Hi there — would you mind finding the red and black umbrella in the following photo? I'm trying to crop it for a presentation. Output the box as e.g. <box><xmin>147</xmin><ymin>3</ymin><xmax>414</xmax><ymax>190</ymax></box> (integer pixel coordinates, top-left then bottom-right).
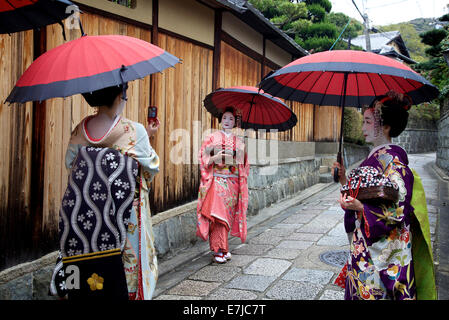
<box><xmin>0</xmin><ymin>0</ymin><xmax>76</xmax><ymax>34</ymax></box>
<box><xmin>6</xmin><ymin>34</ymin><xmax>180</xmax><ymax>103</ymax></box>
<box><xmin>203</xmin><ymin>86</ymin><xmax>297</xmax><ymax>132</ymax></box>
<box><xmin>259</xmin><ymin>50</ymin><xmax>439</xmax><ymax>181</ymax></box>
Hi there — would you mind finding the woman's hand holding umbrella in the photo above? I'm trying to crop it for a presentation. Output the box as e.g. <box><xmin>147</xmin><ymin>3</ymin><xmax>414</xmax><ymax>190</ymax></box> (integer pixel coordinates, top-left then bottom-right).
<box><xmin>331</xmin><ymin>161</ymin><xmax>347</xmax><ymax>185</ymax></box>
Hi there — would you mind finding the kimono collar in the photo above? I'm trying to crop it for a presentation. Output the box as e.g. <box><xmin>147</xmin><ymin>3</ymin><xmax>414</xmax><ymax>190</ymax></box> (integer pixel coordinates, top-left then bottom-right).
<box><xmin>82</xmin><ymin>115</ymin><xmax>122</xmax><ymax>144</ymax></box>
<box><xmin>368</xmin><ymin>143</ymin><xmax>406</xmax><ymax>159</ymax></box>
<box><xmin>221</xmin><ymin>129</ymin><xmax>233</xmax><ymax>137</ymax></box>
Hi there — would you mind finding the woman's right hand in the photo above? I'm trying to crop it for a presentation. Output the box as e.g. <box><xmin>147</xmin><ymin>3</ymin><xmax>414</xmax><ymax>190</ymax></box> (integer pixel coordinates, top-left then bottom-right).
<box><xmin>211</xmin><ymin>150</ymin><xmax>233</xmax><ymax>165</ymax></box>
<box><xmin>146</xmin><ymin>117</ymin><xmax>160</xmax><ymax>138</ymax></box>
<box><xmin>331</xmin><ymin>161</ymin><xmax>347</xmax><ymax>185</ymax></box>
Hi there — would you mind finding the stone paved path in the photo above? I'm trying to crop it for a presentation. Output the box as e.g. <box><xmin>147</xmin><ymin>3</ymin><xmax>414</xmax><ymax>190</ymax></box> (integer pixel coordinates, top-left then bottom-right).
<box><xmin>153</xmin><ymin>153</ymin><xmax>440</xmax><ymax>300</ymax></box>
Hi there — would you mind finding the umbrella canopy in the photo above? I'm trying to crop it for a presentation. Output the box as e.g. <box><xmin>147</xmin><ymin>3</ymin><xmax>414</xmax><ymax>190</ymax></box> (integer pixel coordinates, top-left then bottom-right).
<box><xmin>6</xmin><ymin>34</ymin><xmax>180</xmax><ymax>103</ymax></box>
<box><xmin>0</xmin><ymin>0</ymin><xmax>75</xmax><ymax>34</ymax></box>
<box><xmin>260</xmin><ymin>50</ymin><xmax>439</xmax><ymax>107</ymax></box>
<box><xmin>203</xmin><ymin>86</ymin><xmax>297</xmax><ymax>132</ymax></box>
<box><xmin>259</xmin><ymin>50</ymin><xmax>439</xmax><ymax>182</ymax></box>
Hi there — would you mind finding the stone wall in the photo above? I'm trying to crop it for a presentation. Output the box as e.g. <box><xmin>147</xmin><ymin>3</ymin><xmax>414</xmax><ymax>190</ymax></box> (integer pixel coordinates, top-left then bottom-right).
<box><xmin>392</xmin><ymin>119</ymin><xmax>438</xmax><ymax>154</ymax></box>
<box><xmin>437</xmin><ymin>111</ymin><xmax>449</xmax><ymax>172</ymax></box>
<box><xmin>343</xmin><ymin>142</ymin><xmax>370</xmax><ymax>169</ymax></box>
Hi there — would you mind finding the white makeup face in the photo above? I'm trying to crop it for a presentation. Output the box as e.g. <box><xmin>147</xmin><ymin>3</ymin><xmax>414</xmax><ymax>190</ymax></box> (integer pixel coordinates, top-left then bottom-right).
<box><xmin>221</xmin><ymin>111</ymin><xmax>235</xmax><ymax>130</ymax></box>
<box><xmin>362</xmin><ymin>108</ymin><xmax>378</xmax><ymax>143</ymax></box>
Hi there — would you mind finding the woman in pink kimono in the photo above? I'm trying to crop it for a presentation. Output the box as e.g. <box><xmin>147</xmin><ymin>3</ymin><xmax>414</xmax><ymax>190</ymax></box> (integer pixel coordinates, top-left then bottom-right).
<box><xmin>197</xmin><ymin>107</ymin><xmax>249</xmax><ymax>263</ymax></box>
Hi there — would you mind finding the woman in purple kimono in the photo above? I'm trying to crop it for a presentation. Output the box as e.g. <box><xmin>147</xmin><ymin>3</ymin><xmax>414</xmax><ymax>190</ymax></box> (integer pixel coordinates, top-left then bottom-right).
<box><xmin>332</xmin><ymin>91</ymin><xmax>436</xmax><ymax>300</ymax></box>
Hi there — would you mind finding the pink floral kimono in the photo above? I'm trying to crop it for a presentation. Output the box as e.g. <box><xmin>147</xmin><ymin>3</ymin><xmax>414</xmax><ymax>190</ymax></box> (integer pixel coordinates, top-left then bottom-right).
<box><xmin>196</xmin><ymin>130</ymin><xmax>249</xmax><ymax>252</ymax></box>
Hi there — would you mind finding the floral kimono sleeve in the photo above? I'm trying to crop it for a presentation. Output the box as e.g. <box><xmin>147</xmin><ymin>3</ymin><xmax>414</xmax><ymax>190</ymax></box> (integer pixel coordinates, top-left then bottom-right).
<box><xmin>359</xmin><ymin>160</ymin><xmax>414</xmax><ymax>245</ymax></box>
<box><xmin>133</xmin><ymin>123</ymin><xmax>160</xmax><ymax>187</ymax></box>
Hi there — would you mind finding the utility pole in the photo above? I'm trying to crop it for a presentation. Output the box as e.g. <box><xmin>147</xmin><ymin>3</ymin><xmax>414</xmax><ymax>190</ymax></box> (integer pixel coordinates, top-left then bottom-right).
<box><xmin>352</xmin><ymin>0</ymin><xmax>371</xmax><ymax>52</ymax></box>
<box><xmin>363</xmin><ymin>13</ymin><xmax>371</xmax><ymax>51</ymax></box>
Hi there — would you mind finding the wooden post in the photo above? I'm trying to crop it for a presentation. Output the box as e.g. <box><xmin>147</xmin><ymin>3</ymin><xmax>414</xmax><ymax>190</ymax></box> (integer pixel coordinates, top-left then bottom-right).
<box><xmin>211</xmin><ymin>9</ymin><xmax>222</xmax><ymax>129</ymax></box>
<box><xmin>30</xmin><ymin>27</ymin><xmax>47</xmax><ymax>250</ymax></box>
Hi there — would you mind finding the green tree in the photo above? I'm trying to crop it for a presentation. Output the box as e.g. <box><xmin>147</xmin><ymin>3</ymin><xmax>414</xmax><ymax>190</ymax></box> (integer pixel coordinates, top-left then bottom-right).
<box><xmin>249</xmin><ymin>0</ymin><xmax>361</xmax><ymax>52</ymax></box>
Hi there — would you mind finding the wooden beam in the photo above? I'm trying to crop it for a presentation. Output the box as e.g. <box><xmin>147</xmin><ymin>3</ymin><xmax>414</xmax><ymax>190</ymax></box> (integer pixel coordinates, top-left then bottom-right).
<box><xmin>212</xmin><ymin>9</ymin><xmax>222</xmax><ymax>91</ymax></box>
<box><xmin>30</xmin><ymin>27</ymin><xmax>47</xmax><ymax>250</ymax></box>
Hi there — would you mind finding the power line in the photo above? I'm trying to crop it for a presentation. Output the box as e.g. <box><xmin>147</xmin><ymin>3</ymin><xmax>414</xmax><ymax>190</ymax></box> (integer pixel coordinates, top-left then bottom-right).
<box><xmin>366</xmin><ymin>0</ymin><xmax>410</xmax><ymax>10</ymax></box>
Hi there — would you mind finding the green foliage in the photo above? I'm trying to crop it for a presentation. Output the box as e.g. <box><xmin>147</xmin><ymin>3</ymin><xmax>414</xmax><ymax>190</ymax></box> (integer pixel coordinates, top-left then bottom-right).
<box><xmin>305</xmin><ymin>22</ymin><xmax>337</xmax><ymax>38</ymax></box>
<box><xmin>307</xmin><ymin>3</ymin><xmax>326</xmax><ymax>22</ymax></box>
<box><xmin>327</xmin><ymin>12</ymin><xmax>363</xmax><ymax>40</ymax></box>
<box><xmin>409</xmin><ymin>102</ymin><xmax>440</xmax><ymax>122</ymax></box>
<box><xmin>343</xmin><ymin>108</ymin><xmax>365</xmax><ymax>145</ymax></box>
<box><xmin>305</xmin><ymin>0</ymin><xmax>332</xmax><ymax>13</ymax></box>
<box><xmin>249</xmin><ymin>0</ymin><xmax>361</xmax><ymax>53</ymax></box>
<box><xmin>420</xmin><ymin>29</ymin><xmax>447</xmax><ymax>47</ymax></box>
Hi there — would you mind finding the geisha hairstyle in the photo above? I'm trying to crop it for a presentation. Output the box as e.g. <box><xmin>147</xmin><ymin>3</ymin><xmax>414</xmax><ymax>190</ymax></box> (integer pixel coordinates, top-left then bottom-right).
<box><xmin>367</xmin><ymin>90</ymin><xmax>411</xmax><ymax>138</ymax></box>
<box><xmin>82</xmin><ymin>82</ymin><xmax>129</xmax><ymax>108</ymax></box>
<box><xmin>218</xmin><ymin>106</ymin><xmax>239</xmax><ymax>127</ymax></box>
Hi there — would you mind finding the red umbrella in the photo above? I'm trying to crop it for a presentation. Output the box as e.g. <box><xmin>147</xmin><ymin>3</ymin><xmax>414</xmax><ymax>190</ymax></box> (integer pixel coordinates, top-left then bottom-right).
<box><xmin>0</xmin><ymin>0</ymin><xmax>76</xmax><ymax>34</ymax></box>
<box><xmin>259</xmin><ymin>50</ymin><xmax>439</xmax><ymax>181</ymax></box>
<box><xmin>6</xmin><ymin>34</ymin><xmax>180</xmax><ymax>103</ymax></box>
<box><xmin>203</xmin><ymin>86</ymin><xmax>297</xmax><ymax>132</ymax></box>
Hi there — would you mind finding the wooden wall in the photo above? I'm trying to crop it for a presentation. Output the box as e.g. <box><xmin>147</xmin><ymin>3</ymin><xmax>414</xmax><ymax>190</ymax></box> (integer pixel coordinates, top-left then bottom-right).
<box><xmin>0</xmin><ymin>31</ymin><xmax>34</xmax><ymax>270</ymax></box>
<box><xmin>150</xmin><ymin>32</ymin><xmax>213</xmax><ymax>213</ymax></box>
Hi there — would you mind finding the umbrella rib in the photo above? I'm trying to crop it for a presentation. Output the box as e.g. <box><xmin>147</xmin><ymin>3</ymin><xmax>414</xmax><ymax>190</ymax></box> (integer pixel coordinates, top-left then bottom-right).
<box><xmin>285</xmin><ymin>71</ymin><xmax>314</xmax><ymax>103</ymax></box>
<box><xmin>356</xmin><ymin>73</ymin><xmax>360</xmax><ymax>108</ymax></box>
<box><xmin>318</xmin><ymin>72</ymin><xmax>335</xmax><ymax>106</ymax></box>
<box><xmin>294</xmin><ymin>71</ymin><xmax>323</xmax><ymax>103</ymax></box>
<box><xmin>378</xmin><ymin>74</ymin><xmax>395</xmax><ymax>96</ymax></box>
<box><xmin>389</xmin><ymin>75</ymin><xmax>408</xmax><ymax>94</ymax></box>
<box><xmin>366</xmin><ymin>73</ymin><xmax>379</xmax><ymax>102</ymax></box>
<box><xmin>405</xmin><ymin>77</ymin><xmax>419</xmax><ymax>90</ymax></box>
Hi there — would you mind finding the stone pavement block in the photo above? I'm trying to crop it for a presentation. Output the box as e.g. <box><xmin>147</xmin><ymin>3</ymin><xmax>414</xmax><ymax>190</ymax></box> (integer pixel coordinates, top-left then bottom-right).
<box><xmin>189</xmin><ymin>266</ymin><xmax>241</xmax><ymax>282</ymax></box>
<box><xmin>207</xmin><ymin>288</ymin><xmax>258</xmax><ymax>300</ymax></box>
<box><xmin>232</xmin><ymin>244</ymin><xmax>273</xmax><ymax>255</ymax></box>
<box><xmin>281</xmin><ymin>213</ymin><xmax>317</xmax><ymax>224</ymax></box>
<box><xmin>224</xmin><ymin>255</ymin><xmax>258</xmax><ymax>267</ymax></box>
<box><xmin>248</xmin><ymin>233</ymin><xmax>284</xmax><ymax>245</ymax></box>
<box><xmin>265</xmin><ymin>280</ymin><xmax>323</xmax><ymax>300</ymax></box>
<box><xmin>167</xmin><ymin>280</ymin><xmax>221</xmax><ymax>297</ymax></box>
<box><xmin>286</xmin><ymin>232</ymin><xmax>323</xmax><ymax>242</ymax></box>
<box><xmin>244</xmin><ymin>258</ymin><xmax>292</xmax><ymax>277</ymax></box>
<box><xmin>264</xmin><ymin>248</ymin><xmax>302</xmax><ymax>260</ymax></box>
<box><xmin>319</xmin><ymin>289</ymin><xmax>345</xmax><ymax>300</ymax></box>
<box><xmin>282</xmin><ymin>267</ymin><xmax>334</xmax><ymax>284</ymax></box>
<box><xmin>297</xmin><ymin>220</ymin><xmax>338</xmax><ymax>233</ymax></box>
<box><xmin>271</xmin><ymin>223</ymin><xmax>303</xmax><ymax>229</ymax></box>
<box><xmin>225</xmin><ymin>274</ymin><xmax>277</xmax><ymax>292</ymax></box>
<box><xmin>317</xmin><ymin>235</ymin><xmax>349</xmax><ymax>247</ymax></box>
<box><xmin>276</xmin><ymin>240</ymin><xmax>313</xmax><ymax>250</ymax></box>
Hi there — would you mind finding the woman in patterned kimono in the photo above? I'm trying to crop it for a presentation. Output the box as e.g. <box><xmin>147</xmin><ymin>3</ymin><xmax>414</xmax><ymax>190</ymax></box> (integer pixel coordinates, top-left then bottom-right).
<box><xmin>332</xmin><ymin>91</ymin><xmax>436</xmax><ymax>300</ymax></box>
<box><xmin>197</xmin><ymin>107</ymin><xmax>249</xmax><ymax>264</ymax></box>
<box><xmin>58</xmin><ymin>84</ymin><xmax>160</xmax><ymax>300</ymax></box>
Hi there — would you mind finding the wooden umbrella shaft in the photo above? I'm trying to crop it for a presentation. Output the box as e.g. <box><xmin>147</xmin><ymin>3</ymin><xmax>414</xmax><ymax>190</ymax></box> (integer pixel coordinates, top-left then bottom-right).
<box><xmin>334</xmin><ymin>72</ymin><xmax>348</xmax><ymax>183</ymax></box>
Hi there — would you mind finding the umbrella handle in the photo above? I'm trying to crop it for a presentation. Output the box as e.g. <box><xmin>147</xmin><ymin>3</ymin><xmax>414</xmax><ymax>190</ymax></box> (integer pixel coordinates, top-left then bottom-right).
<box><xmin>333</xmin><ymin>151</ymin><xmax>342</xmax><ymax>183</ymax></box>
<box><xmin>333</xmin><ymin>167</ymin><xmax>340</xmax><ymax>183</ymax></box>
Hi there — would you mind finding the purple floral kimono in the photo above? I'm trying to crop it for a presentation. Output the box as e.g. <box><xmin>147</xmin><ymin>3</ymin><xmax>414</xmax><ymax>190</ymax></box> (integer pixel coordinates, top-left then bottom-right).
<box><xmin>343</xmin><ymin>144</ymin><xmax>417</xmax><ymax>300</ymax></box>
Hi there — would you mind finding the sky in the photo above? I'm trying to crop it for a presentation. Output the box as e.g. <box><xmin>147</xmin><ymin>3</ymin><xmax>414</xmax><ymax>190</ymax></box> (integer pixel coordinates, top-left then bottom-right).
<box><xmin>330</xmin><ymin>0</ymin><xmax>449</xmax><ymax>26</ymax></box>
